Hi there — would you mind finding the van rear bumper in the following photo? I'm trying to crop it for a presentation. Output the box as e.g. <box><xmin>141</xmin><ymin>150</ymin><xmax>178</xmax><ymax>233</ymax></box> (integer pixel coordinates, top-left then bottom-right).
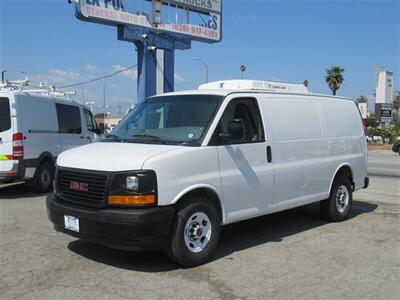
<box><xmin>46</xmin><ymin>194</ymin><xmax>175</xmax><ymax>251</ymax></box>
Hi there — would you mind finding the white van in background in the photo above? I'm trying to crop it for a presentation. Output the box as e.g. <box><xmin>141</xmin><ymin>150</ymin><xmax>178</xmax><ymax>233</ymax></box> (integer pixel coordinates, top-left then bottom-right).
<box><xmin>0</xmin><ymin>85</ymin><xmax>102</xmax><ymax>192</ymax></box>
<box><xmin>47</xmin><ymin>80</ymin><xmax>369</xmax><ymax>267</ymax></box>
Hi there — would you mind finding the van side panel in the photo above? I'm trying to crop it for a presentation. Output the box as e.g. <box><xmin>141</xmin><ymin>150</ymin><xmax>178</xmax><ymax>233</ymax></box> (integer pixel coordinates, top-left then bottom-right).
<box><xmin>261</xmin><ymin>96</ymin><xmax>331</xmax><ymax>207</ymax></box>
<box><xmin>15</xmin><ymin>94</ymin><xmax>60</xmax><ymax>177</ymax></box>
<box><xmin>319</xmin><ymin>100</ymin><xmax>367</xmax><ymax>190</ymax></box>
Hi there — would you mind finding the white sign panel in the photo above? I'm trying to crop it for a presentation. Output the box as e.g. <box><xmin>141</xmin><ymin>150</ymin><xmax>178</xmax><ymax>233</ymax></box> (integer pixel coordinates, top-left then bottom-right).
<box><xmin>157</xmin><ymin>0</ymin><xmax>222</xmax><ymax>14</ymax></box>
<box><xmin>78</xmin><ymin>0</ymin><xmax>221</xmax><ymax>42</ymax></box>
<box><xmin>357</xmin><ymin>103</ymin><xmax>367</xmax><ymax>119</ymax></box>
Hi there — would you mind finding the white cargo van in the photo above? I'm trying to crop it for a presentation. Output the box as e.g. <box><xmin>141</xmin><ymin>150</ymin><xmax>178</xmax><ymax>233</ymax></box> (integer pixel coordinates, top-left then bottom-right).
<box><xmin>47</xmin><ymin>80</ymin><xmax>369</xmax><ymax>267</ymax></box>
<box><xmin>0</xmin><ymin>85</ymin><xmax>102</xmax><ymax>192</ymax></box>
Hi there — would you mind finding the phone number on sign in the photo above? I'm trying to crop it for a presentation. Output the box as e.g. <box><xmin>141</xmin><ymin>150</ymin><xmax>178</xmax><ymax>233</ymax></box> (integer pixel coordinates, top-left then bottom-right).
<box><xmin>169</xmin><ymin>24</ymin><xmax>219</xmax><ymax>39</ymax></box>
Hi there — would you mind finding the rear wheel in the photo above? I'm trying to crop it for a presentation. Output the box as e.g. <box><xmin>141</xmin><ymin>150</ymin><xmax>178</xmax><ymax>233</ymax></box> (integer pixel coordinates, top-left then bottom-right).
<box><xmin>165</xmin><ymin>197</ymin><xmax>220</xmax><ymax>267</ymax></box>
<box><xmin>320</xmin><ymin>175</ymin><xmax>352</xmax><ymax>221</ymax></box>
<box><xmin>34</xmin><ymin>161</ymin><xmax>54</xmax><ymax>193</ymax></box>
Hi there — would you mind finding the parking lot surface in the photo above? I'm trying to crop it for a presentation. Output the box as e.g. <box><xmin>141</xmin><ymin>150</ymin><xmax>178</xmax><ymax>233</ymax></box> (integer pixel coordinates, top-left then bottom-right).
<box><xmin>1</xmin><ymin>150</ymin><xmax>399</xmax><ymax>299</ymax></box>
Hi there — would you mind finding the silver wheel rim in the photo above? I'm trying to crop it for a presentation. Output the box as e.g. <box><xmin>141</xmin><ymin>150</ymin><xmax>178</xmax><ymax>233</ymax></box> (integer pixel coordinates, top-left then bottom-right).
<box><xmin>41</xmin><ymin>169</ymin><xmax>51</xmax><ymax>187</ymax></box>
<box><xmin>184</xmin><ymin>212</ymin><xmax>212</xmax><ymax>253</ymax></box>
<box><xmin>336</xmin><ymin>185</ymin><xmax>349</xmax><ymax>213</ymax></box>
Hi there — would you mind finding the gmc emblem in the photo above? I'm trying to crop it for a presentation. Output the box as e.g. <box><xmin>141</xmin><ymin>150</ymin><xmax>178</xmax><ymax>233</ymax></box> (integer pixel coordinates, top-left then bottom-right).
<box><xmin>70</xmin><ymin>181</ymin><xmax>89</xmax><ymax>192</ymax></box>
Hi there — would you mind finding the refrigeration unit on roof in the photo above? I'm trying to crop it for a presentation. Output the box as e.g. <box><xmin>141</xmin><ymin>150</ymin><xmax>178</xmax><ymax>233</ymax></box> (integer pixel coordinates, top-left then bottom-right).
<box><xmin>198</xmin><ymin>80</ymin><xmax>310</xmax><ymax>94</ymax></box>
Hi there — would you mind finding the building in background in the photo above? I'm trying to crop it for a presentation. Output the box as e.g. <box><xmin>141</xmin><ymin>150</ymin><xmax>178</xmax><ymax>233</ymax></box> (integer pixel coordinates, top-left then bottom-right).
<box><xmin>376</xmin><ymin>71</ymin><xmax>393</xmax><ymax>104</ymax></box>
<box><xmin>375</xmin><ymin>71</ymin><xmax>394</xmax><ymax>126</ymax></box>
<box><xmin>95</xmin><ymin>114</ymin><xmax>123</xmax><ymax>132</ymax></box>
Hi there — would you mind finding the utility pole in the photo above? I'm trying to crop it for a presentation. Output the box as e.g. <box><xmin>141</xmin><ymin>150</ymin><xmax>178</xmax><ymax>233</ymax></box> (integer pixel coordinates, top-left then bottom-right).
<box><xmin>193</xmin><ymin>58</ymin><xmax>209</xmax><ymax>83</ymax></box>
<box><xmin>81</xmin><ymin>85</ymin><xmax>85</xmax><ymax>104</ymax></box>
<box><xmin>103</xmin><ymin>84</ymin><xmax>106</xmax><ymax>127</ymax></box>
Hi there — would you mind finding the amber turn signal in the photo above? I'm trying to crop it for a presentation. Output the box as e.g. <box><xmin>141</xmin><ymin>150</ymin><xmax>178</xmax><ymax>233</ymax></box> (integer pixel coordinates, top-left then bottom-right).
<box><xmin>108</xmin><ymin>195</ymin><xmax>156</xmax><ymax>205</ymax></box>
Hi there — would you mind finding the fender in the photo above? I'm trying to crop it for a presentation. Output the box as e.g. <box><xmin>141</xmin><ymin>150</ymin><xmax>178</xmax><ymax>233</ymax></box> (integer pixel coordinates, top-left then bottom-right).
<box><xmin>24</xmin><ymin>152</ymin><xmax>56</xmax><ymax>169</ymax></box>
<box><xmin>328</xmin><ymin>163</ymin><xmax>354</xmax><ymax>193</ymax></box>
<box><xmin>171</xmin><ymin>183</ymin><xmax>225</xmax><ymax>222</ymax></box>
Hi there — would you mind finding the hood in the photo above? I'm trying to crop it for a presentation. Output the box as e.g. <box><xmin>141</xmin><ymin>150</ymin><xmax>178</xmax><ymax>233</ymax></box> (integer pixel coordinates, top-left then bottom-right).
<box><xmin>57</xmin><ymin>142</ymin><xmax>181</xmax><ymax>172</ymax></box>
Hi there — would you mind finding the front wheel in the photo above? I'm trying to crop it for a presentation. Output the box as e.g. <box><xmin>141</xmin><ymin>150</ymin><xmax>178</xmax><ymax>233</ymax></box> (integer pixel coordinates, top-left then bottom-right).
<box><xmin>320</xmin><ymin>175</ymin><xmax>353</xmax><ymax>222</ymax></box>
<box><xmin>165</xmin><ymin>197</ymin><xmax>220</xmax><ymax>267</ymax></box>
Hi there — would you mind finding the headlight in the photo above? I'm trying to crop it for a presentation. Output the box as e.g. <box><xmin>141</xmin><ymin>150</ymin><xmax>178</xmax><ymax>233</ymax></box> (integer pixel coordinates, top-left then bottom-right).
<box><xmin>126</xmin><ymin>176</ymin><xmax>139</xmax><ymax>191</ymax></box>
<box><xmin>108</xmin><ymin>171</ymin><xmax>157</xmax><ymax>206</ymax></box>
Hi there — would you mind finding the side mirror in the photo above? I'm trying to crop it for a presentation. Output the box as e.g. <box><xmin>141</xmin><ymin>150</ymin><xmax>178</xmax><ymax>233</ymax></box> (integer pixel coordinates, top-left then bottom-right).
<box><xmin>219</xmin><ymin>119</ymin><xmax>245</xmax><ymax>142</ymax></box>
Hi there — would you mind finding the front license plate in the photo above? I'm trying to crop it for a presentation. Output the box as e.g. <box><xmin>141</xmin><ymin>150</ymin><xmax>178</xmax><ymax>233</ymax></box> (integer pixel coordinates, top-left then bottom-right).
<box><xmin>64</xmin><ymin>215</ymin><xmax>79</xmax><ymax>232</ymax></box>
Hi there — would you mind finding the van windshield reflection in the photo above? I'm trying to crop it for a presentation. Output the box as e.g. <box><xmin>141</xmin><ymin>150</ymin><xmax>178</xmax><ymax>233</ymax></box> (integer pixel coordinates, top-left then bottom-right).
<box><xmin>109</xmin><ymin>95</ymin><xmax>223</xmax><ymax>146</ymax></box>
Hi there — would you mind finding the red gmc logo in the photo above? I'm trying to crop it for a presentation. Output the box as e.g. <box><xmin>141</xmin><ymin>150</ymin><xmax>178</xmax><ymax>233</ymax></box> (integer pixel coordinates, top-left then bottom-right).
<box><xmin>70</xmin><ymin>181</ymin><xmax>89</xmax><ymax>192</ymax></box>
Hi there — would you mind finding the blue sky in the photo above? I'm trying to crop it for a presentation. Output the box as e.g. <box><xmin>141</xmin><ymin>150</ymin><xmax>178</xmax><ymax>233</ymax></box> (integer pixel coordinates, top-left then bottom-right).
<box><xmin>1</xmin><ymin>0</ymin><xmax>399</xmax><ymax>114</ymax></box>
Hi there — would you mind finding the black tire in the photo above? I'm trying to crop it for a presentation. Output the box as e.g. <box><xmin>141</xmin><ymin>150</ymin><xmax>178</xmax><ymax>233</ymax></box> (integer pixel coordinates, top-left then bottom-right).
<box><xmin>34</xmin><ymin>161</ymin><xmax>54</xmax><ymax>193</ymax></box>
<box><xmin>320</xmin><ymin>175</ymin><xmax>353</xmax><ymax>222</ymax></box>
<box><xmin>165</xmin><ymin>196</ymin><xmax>221</xmax><ymax>267</ymax></box>
<box><xmin>397</xmin><ymin>147</ymin><xmax>400</xmax><ymax>156</ymax></box>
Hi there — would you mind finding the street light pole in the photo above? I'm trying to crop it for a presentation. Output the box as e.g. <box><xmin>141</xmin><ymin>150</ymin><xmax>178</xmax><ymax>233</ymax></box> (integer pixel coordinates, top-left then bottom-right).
<box><xmin>192</xmin><ymin>58</ymin><xmax>209</xmax><ymax>83</ymax></box>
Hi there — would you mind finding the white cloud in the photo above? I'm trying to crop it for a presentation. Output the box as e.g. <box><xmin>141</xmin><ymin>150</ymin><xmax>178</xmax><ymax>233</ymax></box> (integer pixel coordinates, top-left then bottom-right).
<box><xmin>174</xmin><ymin>72</ymin><xmax>184</xmax><ymax>82</ymax></box>
<box><xmin>113</xmin><ymin>65</ymin><xmax>137</xmax><ymax>80</ymax></box>
<box><xmin>30</xmin><ymin>69</ymin><xmax>84</xmax><ymax>85</ymax></box>
<box><xmin>270</xmin><ymin>76</ymin><xmax>282</xmax><ymax>82</ymax></box>
<box><xmin>85</xmin><ymin>65</ymin><xmax>98</xmax><ymax>72</ymax></box>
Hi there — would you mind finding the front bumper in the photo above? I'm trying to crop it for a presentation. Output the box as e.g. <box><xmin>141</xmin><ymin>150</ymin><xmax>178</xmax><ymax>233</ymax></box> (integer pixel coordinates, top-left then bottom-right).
<box><xmin>46</xmin><ymin>193</ymin><xmax>175</xmax><ymax>251</ymax></box>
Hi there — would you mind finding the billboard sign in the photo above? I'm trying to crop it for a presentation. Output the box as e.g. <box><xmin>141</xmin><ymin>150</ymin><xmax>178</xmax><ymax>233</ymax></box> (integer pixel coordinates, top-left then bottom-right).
<box><xmin>380</xmin><ymin>103</ymin><xmax>392</xmax><ymax>123</ymax></box>
<box><xmin>76</xmin><ymin>0</ymin><xmax>221</xmax><ymax>42</ymax></box>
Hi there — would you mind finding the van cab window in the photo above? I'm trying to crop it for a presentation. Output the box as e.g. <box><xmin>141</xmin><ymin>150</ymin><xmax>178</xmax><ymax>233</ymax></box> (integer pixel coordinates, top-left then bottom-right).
<box><xmin>111</xmin><ymin>95</ymin><xmax>223</xmax><ymax>145</ymax></box>
<box><xmin>213</xmin><ymin>98</ymin><xmax>264</xmax><ymax>145</ymax></box>
<box><xmin>0</xmin><ymin>97</ymin><xmax>11</xmax><ymax>133</ymax></box>
<box><xmin>83</xmin><ymin>108</ymin><xmax>99</xmax><ymax>132</ymax></box>
<box><xmin>56</xmin><ymin>103</ymin><xmax>82</xmax><ymax>134</ymax></box>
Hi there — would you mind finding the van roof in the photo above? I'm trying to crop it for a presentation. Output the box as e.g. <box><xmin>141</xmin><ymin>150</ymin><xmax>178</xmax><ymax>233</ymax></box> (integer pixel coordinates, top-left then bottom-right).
<box><xmin>155</xmin><ymin>89</ymin><xmax>352</xmax><ymax>101</ymax></box>
<box><xmin>155</xmin><ymin>80</ymin><xmax>352</xmax><ymax>101</ymax></box>
<box><xmin>0</xmin><ymin>89</ymin><xmax>88</xmax><ymax>108</ymax></box>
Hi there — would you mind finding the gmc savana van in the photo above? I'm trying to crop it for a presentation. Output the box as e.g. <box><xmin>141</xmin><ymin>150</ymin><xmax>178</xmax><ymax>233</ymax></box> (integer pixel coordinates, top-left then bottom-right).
<box><xmin>47</xmin><ymin>80</ymin><xmax>369</xmax><ymax>267</ymax></box>
<box><xmin>0</xmin><ymin>85</ymin><xmax>102</xmax><ymax>192</ymax></box>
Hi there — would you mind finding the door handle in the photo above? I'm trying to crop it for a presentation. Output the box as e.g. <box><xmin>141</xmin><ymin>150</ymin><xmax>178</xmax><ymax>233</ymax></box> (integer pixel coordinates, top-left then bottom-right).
<box><xmin>80</xmin><ymin>136</ymin><xmax>84</xmax><ymax>139</ymax></box>
<box><xmin>266</xmin><ymin>146</ymin><xmax>272</xmax><ymax>163</ymax></box>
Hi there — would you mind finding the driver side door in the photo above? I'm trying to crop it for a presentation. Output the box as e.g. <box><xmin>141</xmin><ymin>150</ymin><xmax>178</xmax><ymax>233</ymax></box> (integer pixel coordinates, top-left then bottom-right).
<box><xmin>211</xmin><ymin>97</ymin><xmax>274</xmax><ymax>224</ymax></box>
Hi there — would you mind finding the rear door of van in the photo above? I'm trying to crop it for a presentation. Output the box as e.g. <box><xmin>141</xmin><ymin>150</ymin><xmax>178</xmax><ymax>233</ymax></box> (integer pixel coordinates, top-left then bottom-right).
<box><xmin>0</xmin><ymin>95</ymin><xmax>15</xmax><ymax>174</ymax></box>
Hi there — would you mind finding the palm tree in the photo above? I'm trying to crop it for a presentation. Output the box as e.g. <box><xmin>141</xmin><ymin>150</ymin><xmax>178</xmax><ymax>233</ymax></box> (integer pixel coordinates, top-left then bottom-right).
<box><xmin>393</xmin><ymin>90</ymin><xmax>400</xmax><ymax>112</ymax></box>
<box><xmin>356</xmin><ymin>95</ymin><xmax>368</xmax><ymax>103</ymax></box>
<box><xmin>303</xmin><ymin>80</ymin><xmax>309</xmax><ymax>87</ymax></box>
<box><xmin>325</xmin><ymin>66</ymin><xmax>345</xmax><ymax>95</ymax></box>
<box><xmin>240</xmin><ymin>65</ymin><xmax>246</xmax><ymax>79</ymax></box>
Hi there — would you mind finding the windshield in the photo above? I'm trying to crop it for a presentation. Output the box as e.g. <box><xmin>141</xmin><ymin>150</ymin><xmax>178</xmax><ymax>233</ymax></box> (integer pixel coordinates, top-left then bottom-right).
<box><xmin>0</xmin><ymin>98</ymin><xmax>11</xmax><ymax>133</ymax></box>
<box><xmin>111</xmin><ymin>95</ymin><xmax>223</xmax><ymax>145</ymax></box>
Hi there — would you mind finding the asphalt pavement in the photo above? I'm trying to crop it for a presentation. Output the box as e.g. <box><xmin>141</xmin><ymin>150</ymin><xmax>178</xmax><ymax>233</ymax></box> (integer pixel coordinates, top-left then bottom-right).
<box><xmin>0</xmin><ymin>150</ymin><xmax>399</xmax><ymax>299</ymax></box>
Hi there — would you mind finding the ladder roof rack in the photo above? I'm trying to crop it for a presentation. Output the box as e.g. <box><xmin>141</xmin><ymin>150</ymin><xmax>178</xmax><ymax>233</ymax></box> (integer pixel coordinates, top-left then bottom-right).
<box><xmin>198</xmin><ymin>80</ymin><xmax>310</xmax><ymax>94</ymax></box>
<box><xmin>1</xmin><ymin>79</ymin><xmax>76</xmax><ymax>99</ymax></box>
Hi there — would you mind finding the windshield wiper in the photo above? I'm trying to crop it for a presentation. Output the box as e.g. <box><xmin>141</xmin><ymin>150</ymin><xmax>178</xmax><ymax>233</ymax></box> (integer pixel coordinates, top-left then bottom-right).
<box><xmin>131</xmin><ymin>134</ymin><xmax>162</xmax><ymax>140</ymax></box>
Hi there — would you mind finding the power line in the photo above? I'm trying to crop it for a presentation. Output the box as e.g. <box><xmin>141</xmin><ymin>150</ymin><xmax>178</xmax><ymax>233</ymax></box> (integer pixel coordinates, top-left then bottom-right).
<box><xmin>59</xmin><ymin>64</ymin><xmax>138</xmax><ymax>89</ymax></box>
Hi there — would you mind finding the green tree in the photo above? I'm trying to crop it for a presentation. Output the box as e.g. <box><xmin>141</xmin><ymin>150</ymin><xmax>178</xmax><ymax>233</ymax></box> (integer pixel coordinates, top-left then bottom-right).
<box><xmin>393</xmin><ymin>90</ymin><xmax>400</xmax><ymax>112</ymax></box>
<box><xmin>356</xmin><ymin>95</ymin><xmax>368</xmax><ymax>103</ymax></box>
<box><xmin>303</xmin><ymin>80</ymin><xmax>309</xmax><ymax>87</ymax></box>
<box><xmin>325</xmin><ymin>66</ymin><xmax>345</xmax><ymax>96</ymax></box>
